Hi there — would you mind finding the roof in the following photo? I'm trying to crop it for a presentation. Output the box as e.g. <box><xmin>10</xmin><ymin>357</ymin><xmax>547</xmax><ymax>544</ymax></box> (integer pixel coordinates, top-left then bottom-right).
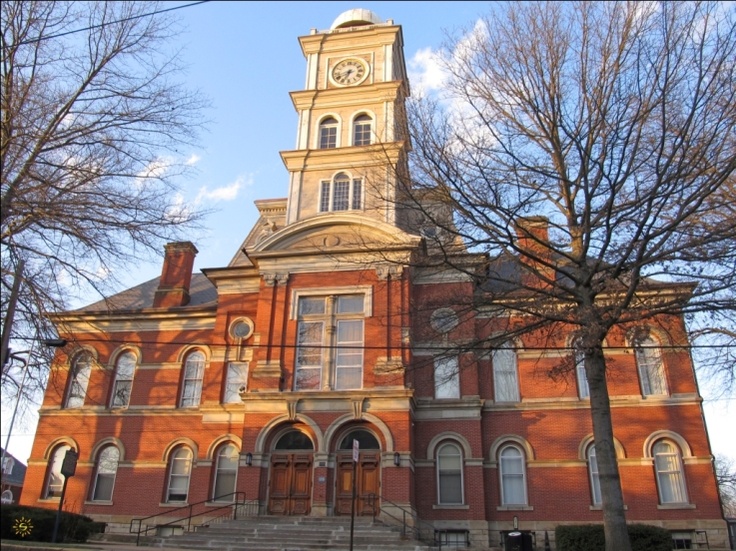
<box><xmin>72</xmin><ymin>273</ymin><xmax>217</xmax><ymax>313</ymax></box>
<box><xmin>1</xmin><ymin>448</ymin><xmax>27</xmax><ymax>486</ymax></box>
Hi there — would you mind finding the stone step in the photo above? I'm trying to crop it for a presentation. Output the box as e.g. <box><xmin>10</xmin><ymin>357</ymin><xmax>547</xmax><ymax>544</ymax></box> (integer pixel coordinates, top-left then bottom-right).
<box><xmin>153</xmin><ymin>515</ymin><xmax>434</xmax><ymax>551</ymax></box>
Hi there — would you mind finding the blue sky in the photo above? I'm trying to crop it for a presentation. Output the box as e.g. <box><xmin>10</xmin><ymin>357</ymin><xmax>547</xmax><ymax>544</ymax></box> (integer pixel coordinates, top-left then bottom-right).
<box><xmin>3</xmin><ymin>1</ymin><xmax>733</xmax><ymax>470</ymax></box>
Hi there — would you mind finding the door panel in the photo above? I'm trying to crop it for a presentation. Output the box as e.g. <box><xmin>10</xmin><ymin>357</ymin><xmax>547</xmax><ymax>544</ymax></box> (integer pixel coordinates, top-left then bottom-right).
<box><xmin>268</xmin><ymin>453</ymin><xmax>312</xmax><ymax>515</ymax></box>
<box><xmin>335</xmin><ymin>452</ymin><xmax>380</xmax><ymax>516</ymax></box>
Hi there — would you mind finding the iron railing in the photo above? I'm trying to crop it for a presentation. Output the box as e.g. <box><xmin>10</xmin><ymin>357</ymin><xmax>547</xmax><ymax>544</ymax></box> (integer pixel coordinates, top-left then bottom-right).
<box><xmin>362</xmin><ymin>493</ymin><xmax>442</xmax><ymax>549</ymax></box>
<box><xmin>129</xmin><ymin>492</ymin><xmax>258</xmax><ymax>545</ymax></box>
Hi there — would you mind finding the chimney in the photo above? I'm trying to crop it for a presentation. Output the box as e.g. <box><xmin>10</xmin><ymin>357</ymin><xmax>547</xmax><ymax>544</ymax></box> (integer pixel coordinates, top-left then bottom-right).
<box><xmin>514</xmin><ymin>216</ymin><xmax>554</xmax><ymax>288</ymax></box>
<box><xmin>153</xmin><ymin>242</ymin><xmax>198</xmax><ymax>308</ymax></box>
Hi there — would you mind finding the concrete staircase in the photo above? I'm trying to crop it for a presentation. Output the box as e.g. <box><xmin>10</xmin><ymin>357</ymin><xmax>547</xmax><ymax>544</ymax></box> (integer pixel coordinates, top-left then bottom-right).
<box><xmin>151</xmin><ymin>515</ymin><xmax>435</xmax><ymax>551</ymax></box>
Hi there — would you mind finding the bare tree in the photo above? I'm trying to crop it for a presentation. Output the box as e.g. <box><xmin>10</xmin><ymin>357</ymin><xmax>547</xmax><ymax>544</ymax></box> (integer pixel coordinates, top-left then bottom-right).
<box><xmin>1</xmin><ymin>2</ymin><xmax>209</xmax><ymax>396</ymax></box>
<box><xmin>401</xmin><ymin>2</ymin><xmax>735</xmax><ymax>550</ymax></box>
<box><xmin>716</xmin><ymin>455</ymin><xmax>736</xmax><ymax>518</ymax></box>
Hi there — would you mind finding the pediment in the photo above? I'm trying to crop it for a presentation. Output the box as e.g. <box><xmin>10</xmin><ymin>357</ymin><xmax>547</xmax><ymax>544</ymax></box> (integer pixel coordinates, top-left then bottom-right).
<box><xmin>247</xmin><ymin>213</ymin><xmax>420</xmax><ymax>258</ymax></box>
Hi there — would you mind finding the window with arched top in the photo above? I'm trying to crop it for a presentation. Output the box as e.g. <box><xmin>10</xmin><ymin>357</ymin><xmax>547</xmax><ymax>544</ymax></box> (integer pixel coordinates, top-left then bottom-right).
<box><xmin>319</xmin><ymin>117</ymin><xmax>338</xmax><ymax>149</ymax></box>
<box><xmin>44</xmin><ymin>444</ymin><xmax>72</xmax><ymax>498</ymax></box>
<box><xmin>493</xmin><ymin>343</ymin><xmax>519</xmax><ymax>402</ymax></box>
<box><xmin>212</xmin><ymin>444</ymin><xmax>239</xmax><ymax>502</ymax></box>
<box><xmin>339</xmin><ymin>429</ymin><xmax>380</xmax><ymax>450</ymax></box>
<box><xmin>65</xmin><ymin>352</ymin><xmax>92</xmax><ymax>408</ymax></box>
<box><xmin>633</xmin><ymin>333</ymin><xmax>667</xmax><ymax>396</ymax></box>
<box><xmin>653</xmin><ymin>440</ymin><xmax>688</xmax><ymax>504</ymax></box>
<box><xmin>91</xmin><ymin>445</ymin><xmax>120</xmax><ymax>501</ymax></box>
<box><xmin>586</xmin><ymin>444</ymin><xmax>601</xmax><ymax>505</ymax></box>
<box><xmin>274</xmin><ymin>430</ymin><xmax>314</xmax><ymax>450</ymax></box>
<box><xmin>437</xmin><ymin>442</ymin><xmax>463</xmax><ymax>505</ymax></box>
<box><xmin>180</xmin><ymin>351</ymin><xmax>205</xmax><ymax>407</ymax></box>
<box><xmin>353</xmin><ymin>114</ymin><xmax>372</xmax><ymax>146</ymax></box>
<box><xmin>111</xmin><ymin>351</ymin><xmax>136</xmax><ymax>408</ymax></box>
<box><xmin>319</xmin><ymin>173</ymin><xmax>362</xmax><ymax>213</ymax></box>
<box><xmin>0</xmin><ymin>489</ymin><xmax>12</xmax><ymax>504</ymax></box>
<box><xmin>166</xmin><ymin>447</ymin><xmax>193</xmax><ymax>502</ymax></box>
<box><xmin>574</xmin><ymin>339</ymin><xmax>590</xmax><ymax>399</ymax></box>
<box><xmin>499</xmin><ymin>444</ymin><xmax>527</xmax><ymax>505</ymax></box>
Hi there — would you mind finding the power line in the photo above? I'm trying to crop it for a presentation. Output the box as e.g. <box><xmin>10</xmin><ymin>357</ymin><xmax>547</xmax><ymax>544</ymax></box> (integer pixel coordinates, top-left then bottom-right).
<box><xmin>16</xmin><ymin>1</ymin><xmax>210</xmax><ymax>46</ymax></box>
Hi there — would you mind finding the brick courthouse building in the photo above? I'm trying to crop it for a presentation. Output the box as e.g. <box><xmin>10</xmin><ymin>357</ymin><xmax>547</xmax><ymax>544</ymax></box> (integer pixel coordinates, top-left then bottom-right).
<box><xmin>21</xmin><ymin>9</ymin><xmax>727</xmax><ymax>549</ymax></box>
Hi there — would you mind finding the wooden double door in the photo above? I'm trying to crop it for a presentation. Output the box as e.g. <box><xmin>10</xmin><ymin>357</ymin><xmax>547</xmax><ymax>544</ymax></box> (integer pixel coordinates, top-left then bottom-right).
<box><xmin>268</xmin><ymin>453</ymin><xmax>312</xmax><ymax>515</ymax></box>
<box><xmin>335</xmin><ymin>452</ymin><xmax>380</xmax><ymax>516</ymax></box>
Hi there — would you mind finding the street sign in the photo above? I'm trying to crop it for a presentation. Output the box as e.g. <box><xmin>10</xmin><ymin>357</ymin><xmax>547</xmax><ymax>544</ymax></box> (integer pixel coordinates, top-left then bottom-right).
<box><xmin>353</xmin><ymin>438</ymin><xmax>359</xmax><ymax>462</ymax></box>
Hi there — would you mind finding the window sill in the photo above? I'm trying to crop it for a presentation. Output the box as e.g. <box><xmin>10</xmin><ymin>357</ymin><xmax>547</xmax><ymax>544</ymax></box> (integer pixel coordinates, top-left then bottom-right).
<box><xmin>433</xmin><ymin>504</ymin><xmax>469</xmax><ymax>510</ymax></box>
<box><xmin>589</xmin><ymin>505</ymin><xmax>628</xmax><ymax>511</ymax></box>
<box><xmin>84</xmin><ymin>500</ymin><xmax>113</xmax><ymax>506</ymax></box>
<box><xmin>657</xmin><ymin>503</ymin><xmax>695</xmax><ymax>510</ymax></box>
<box><xmin>37</xmin><ymin>497</ymin><xmax>60</xmax><ymax>503</ymax></box>
<box><xmin>159</xmin><ymin>502</ymin><xmax>188</xmax><ymax>507</ymax></box>
<box><xmin>497</xmin><ymin>505</ymin><xmax>534</xmax><ymax>511</ymax></box>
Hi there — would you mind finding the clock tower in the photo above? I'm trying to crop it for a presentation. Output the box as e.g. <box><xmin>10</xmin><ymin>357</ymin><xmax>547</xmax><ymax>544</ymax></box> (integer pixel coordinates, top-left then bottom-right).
<box><xmin>280</xmin><ymin>9</ymin><xmax>412</xmax><ymax>229</ymax></box>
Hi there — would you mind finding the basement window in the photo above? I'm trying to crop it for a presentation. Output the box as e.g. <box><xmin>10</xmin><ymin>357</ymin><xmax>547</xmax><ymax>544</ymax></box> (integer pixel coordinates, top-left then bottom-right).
<box><xmin>436</xmin><ymin>530</ymin><xmax>469</xmax><ymax>548</ymax></box>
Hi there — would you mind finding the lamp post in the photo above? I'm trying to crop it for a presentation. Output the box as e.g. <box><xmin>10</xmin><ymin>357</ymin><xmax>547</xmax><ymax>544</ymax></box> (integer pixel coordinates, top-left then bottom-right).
<box><xmin>1</xmin><ymin>338</ymin><xmax>67</xmax><ymax>486</ymax></box>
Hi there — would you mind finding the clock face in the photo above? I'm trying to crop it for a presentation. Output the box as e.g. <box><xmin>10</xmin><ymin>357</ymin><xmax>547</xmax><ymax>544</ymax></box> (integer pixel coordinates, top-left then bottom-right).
<box><xmin>332</xmin><ymin>58</ymin><xmax>368</xmax><ymax>86</ymax></box>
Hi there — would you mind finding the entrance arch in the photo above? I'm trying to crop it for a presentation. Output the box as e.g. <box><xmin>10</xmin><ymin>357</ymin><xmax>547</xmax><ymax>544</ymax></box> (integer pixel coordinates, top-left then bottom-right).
<box><xmin>335</xmin><ymin>428</ymin><xmax>380</xmax><ymax>516</ymax></box>
<box><xmin>268</xmin><ymin>429</ymin><xmax>314</xmax><ymax>515</ymax></box>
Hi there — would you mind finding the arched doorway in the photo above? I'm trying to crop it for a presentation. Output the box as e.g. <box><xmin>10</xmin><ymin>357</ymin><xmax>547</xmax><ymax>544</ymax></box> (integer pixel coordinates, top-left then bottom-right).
<box><xmin>268</xmin><ymin>429</ymin><xmax>314</xmax><ymax>515</ymax></box>
<box><xmin>335</xmin><ymin>429</ymin><xmax>380</xmax><ymax>516</ymax></box>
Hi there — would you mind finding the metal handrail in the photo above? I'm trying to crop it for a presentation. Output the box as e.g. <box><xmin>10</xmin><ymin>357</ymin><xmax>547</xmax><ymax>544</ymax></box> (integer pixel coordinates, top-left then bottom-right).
<box><xmin>362</xmin><ymin>492</ymin><xmax>442</xmax><ymax>549</ymax></box>
<box><xmin>130</xmin><ymin>491</ymin><xmax>248</xmax><ymax>545</ymax></box>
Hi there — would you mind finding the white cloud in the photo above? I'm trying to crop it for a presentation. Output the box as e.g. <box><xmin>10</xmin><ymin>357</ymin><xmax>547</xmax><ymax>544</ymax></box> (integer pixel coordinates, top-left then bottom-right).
<box><xmin>135</xmin><ymin>156</ymin><xmax>173</xmax><ymax>188</ymax></box>
<box><xmin>408</xmin><ymin>47</ymin><xmax>448</xmax><ymax>96</ymax></box>
<box><xmin>195</xmin><ymin>174</ymin><xmax>251</xmax><ymax>204</ymax></box>
<box><xmin>185</xmin><ymin>153</ymin><xmax>201</xmax><ymax>166</ymax></box>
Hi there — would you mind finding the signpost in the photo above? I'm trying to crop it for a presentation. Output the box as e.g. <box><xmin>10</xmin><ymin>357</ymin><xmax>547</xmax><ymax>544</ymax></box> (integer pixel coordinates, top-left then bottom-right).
<box><xmin>52</xmin><ymin>448</ymin><xmax>78</xmax><ymax>543</ymax></box>
<box><xmin>349</xmin><ymin>439</ymin><xmax>359</xmax><ymax>551</ymax></box>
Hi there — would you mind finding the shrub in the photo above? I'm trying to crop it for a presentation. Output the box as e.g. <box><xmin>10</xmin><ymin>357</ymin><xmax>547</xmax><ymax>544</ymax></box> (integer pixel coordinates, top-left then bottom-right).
<box><xmin>0</xmin><ymin>504</ymin><xmax>106</xmax><ymax>543</ymax></box>
<box><xmin>555</xmin><ymin>523</ymin><xmax>672</xmax><ymax>551</ymax></box>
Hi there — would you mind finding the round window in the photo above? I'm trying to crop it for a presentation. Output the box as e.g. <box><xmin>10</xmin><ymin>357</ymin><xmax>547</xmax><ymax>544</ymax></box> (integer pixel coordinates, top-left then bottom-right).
<box><xmin>430</xmin><ymin>308</ymin><xmax>459</xmax><ymax>334</ymax></box>
<box><xmin>230</xmin><ymin>318</ymin><xmax>254</xmax><ymax>340</ymax></box>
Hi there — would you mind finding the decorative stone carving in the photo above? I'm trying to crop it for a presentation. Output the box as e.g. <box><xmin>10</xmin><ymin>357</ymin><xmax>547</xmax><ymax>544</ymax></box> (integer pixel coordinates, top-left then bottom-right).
<box><xmin>263</xmin><ymin>272</ymin><xmax>289</xmax><ymax>286</ymax></box>
<box><xmin>376</xmin><ymin>264</ymin><xmax>404</xmax><ymax>280</ymax></box>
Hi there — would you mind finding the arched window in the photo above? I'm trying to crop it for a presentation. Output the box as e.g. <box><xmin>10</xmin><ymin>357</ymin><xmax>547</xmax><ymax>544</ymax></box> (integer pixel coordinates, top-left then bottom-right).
<box><xmin>352</xmin><ymin>114</ymin><xmax>372</xmax><ymax>146</ymax></box>
<box><xmin>111</xmin><ymin>351</ymin><xmax>136</xmax><ymax>408</ymax></box>
<box><xmin>212</xmin><ymin>444</ymin><xmax>239</xmax><ymax>502</ymax></box>
<box><xmin>587</xmin><ymin>444</ymin><xmax>601</xmax><ymax>505</ymax></box>
<box><xmin>274</xmin><ymin>430</ymin><xmax>314</xmax><ymax>450</ymax></box>
<box><xmin>319</xmin><ymin>173</ymin><xmax>363</xmax><ymax>213</ymax></box>
<box><xmin>44</xmin><ymin>444</ymin><xmax>72</xmax><ymax>498</ymax></box>
<box><xmin>91</xmin><ymin>446</ymin><xmax>120</xmax><ymax>501</ymax></box>
<box><xmin>499</xmin><ymin>445</ymin><xmax>527</xmax><ymax>505</ymax></box>
<box><xmin>437</xmin><ymin>442</ymin><xmax>463</xmax><ymax>505</ymax></box>
<box><xmin>65</xmin><ymin>352</ymin><xmax>92</xmax><ymax>408</ymax></box>
<box><xmin>0</xmin><ymin>489</ymin><xmax>12</xmax><ymax>504</ymax></box>
<box><xmin>634</xmin><ymin>333</ymin><xmax>667</xmax><ymax>396</ymax></box>
<box><xmin>166</xmin><ymin>447</ymin><xmax>193</xmax><ymax>502</ymax></box>
<box><xmin>493</xmin><ymin>343</ymin><xmax>519</xmax><ymax>402</ymax></box>
<box><xmin>339</xmin><ymin>429</ymin><xmax>380</xmax><ymax>450</ymax></box>
<box><xmin>319</xmin><ymin>117</ymin><xmax>338</xmax><ymax>149</ymax></box>
<box><xmin>653</xmin><ymin>440</ymin><xmax>688</xmax><ymax>504</ymax></box>
<box><xmin>180</xmin><ymin>351</ymin><xmax>205</xmax><ymax>407</ymax></box>
<box><xmin>574</xmin><ymin>340</ymin><xmax>589</xmax><ymax>399</ymax></box>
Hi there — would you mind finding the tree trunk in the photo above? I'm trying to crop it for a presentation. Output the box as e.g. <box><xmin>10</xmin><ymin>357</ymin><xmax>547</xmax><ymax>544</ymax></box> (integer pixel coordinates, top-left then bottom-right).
<box><xmin>586</xmin><ymin>342</ymin><xmax>631</xmax><ymax>551</ymax></box>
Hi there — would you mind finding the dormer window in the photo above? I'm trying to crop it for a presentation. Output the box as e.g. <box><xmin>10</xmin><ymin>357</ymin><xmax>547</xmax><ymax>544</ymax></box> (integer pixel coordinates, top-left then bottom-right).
<box><xmin>319</xmin><ymin>117</ymin><xmax>338</xmax><ymax>148</ymax></box>
<box><xmin>320</xmin><ymin>172</ymin><xmax>362</xmax><ymax>212</ymax></box>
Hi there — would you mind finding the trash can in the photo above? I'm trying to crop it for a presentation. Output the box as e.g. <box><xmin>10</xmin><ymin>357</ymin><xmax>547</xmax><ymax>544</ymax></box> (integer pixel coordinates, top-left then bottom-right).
<box><xmin>504</xmin><ymin>531</ymin><xmax>534</xmax><ymax>551</ymax></box>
